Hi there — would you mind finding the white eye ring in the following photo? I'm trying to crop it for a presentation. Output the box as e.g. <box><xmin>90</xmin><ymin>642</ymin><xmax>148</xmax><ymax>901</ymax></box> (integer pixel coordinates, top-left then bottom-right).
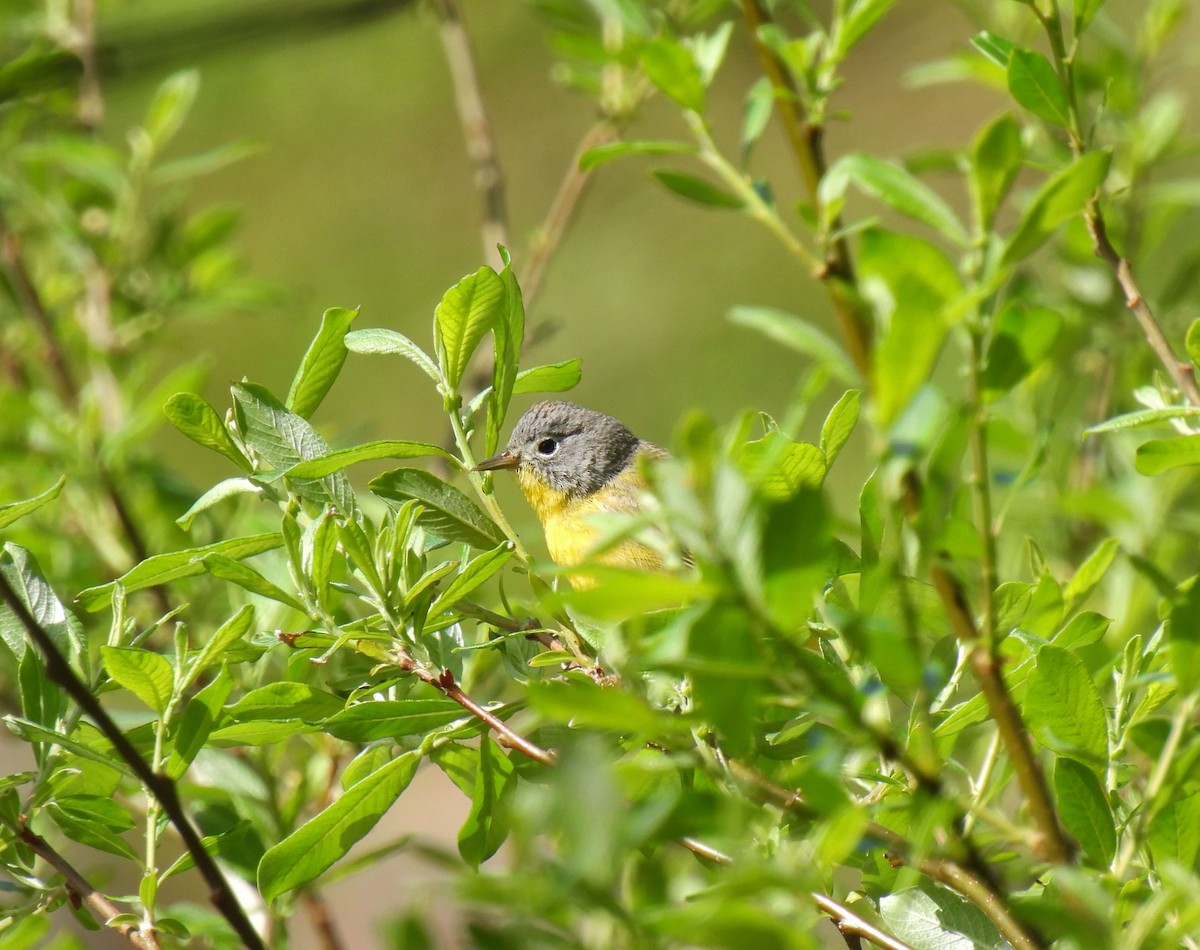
<box><xmin>536</xmin><ymin>438</ymin><xmax>559</xmax><ymax>457</ymax></box>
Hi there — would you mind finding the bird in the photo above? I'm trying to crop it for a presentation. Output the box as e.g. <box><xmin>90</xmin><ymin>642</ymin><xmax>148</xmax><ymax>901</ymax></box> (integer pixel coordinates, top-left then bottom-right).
<box><xmin>473</xmin><ymin>400</ymin><xmax>670</xmax><ymax>585</ymax></box>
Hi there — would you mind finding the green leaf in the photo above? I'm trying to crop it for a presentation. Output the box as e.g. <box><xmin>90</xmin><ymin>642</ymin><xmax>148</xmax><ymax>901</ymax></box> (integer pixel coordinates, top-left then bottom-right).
<box><xmin>512</xmin><ymin>360</ymin><xmax>583</xmax><ymax>395</ymax></box>
<box><xmin>1063</xmin><ymin>537</ymin><xmax>1120</xmax><ymax>610</ymax></box>
<box><xmin>1167</xmin><ymin>577</ymin><xmax>1200</xmax><ymax>692</ymax></box>
<box><xmin>1</xmin><ymin>544</ymin><xmax>85</xmax><ymax>666</ymax></box>
<box><xmin>1075</xmin><ymin>0</ymin><xmax>1105</xmax><ymax>33</ymax></box>
<box><xmin>199</xmin><ymin>554</ymin><xmax>304</xmax><ymax>612</ymax></box>
<box><xmin>1136</xmin><ymin>435</ymin><xmax>1200</xmax><ymax>475</ymax></box>
<box><xmin>837</xmin><ymin>0</ymin><xmax>897</xmax><ymax>56</ymax></box>
<box><xmin>209</xmin><ymin>721</ymin><xmax>320</xmax><ymax>746</ymax></box>
<box><xmin>258</xmin><ymin>751</ymin><xmax>420</xmax><ymax>901</ymax></box>
<box><xmin>144</xmin><ymin>70</ymin><xmax>198</xmax><ymax>150</ymax></box>
<box><xmin>454</xmin><ymin>737</ymin><xmax>514</xmax><ymax>869</ymax></box>
<box><xmin>1148</xmin><ymin>793</ymin><xmax>1200</xmax><ymax>870</ymax></box>
<box><xmin>640</xmin><ymin>39</ymin><xmax>706</xmax><ymax>113</ymax></box>
<box><xmin>741</xmin><ymin>77</ymin><xmax>773</xmax><ymax>159</ymax></box>
<box><xmin>165</xmin><ymin>668</ymin><xmax>232</xmax><ymax>779</ymax></box>
<box><xmin>1002</xmin><ymin>150</ymin><xmax>1111</xmax><ymax>266</ymax></box>
<box><xmin>282</xmin><ymin>441</ymin><xmax>459</xmax><ymax>480</ymax></box>
<box><xmin>819</xmin><ymin>391</ymin><xmax>861</xmax><ymax>467</ymax></box>
<box><xmin>687</xmin><ymin>603</ymin><xmax>762</xmax><ymax>756</ymax></box>
<box><xmin>578</xmin><ymin>140</ymin><xmax>697</xmax><ymax>171</ymax></box>
<box><xmin>344</xmin><ymin>328</ymin><xmax>441</xmax><ymax>382</ymax></box>
<box><xmin>229</xmin><ymin>683</ymin><xmax>345</xmax><ymax>723</ymax></box>
<box><xmin>77</xmin><ymin>533</ymin><xmax>283</xmax><ymax>611</ymax></box>
<box><xmin>651</xmin><ymin>169</ymin><xmax>743</xmax><ymax>209</ymax></box>
<box><xmin>527</xmin><ymin>680</ymin><xmax>687</xmax><ymax>735</ymax></box>
<box><xmin>1054</xmin><ymin>758</ymin><xmax>1116</xmax><ymax>866</ymax></box>
<box><xmin>163</xmin><ymin>393</ymin><xmax>251</xmax><ymax>471</ymax></box>
<box><xmin>183</xmin><ymin>605</ymin><xmax>255</xmax><ymax>689</ymax></box>
<box><xmin>232</xmin><ymin>382</ymin><xmax>355</xmax><ymax>513</ymax></box>
<box><xmin>324</xmin><ymin>699</ymin><xmax>466</xmax><ymax>742</ymax></box>
<box><xmin>860</xmin><ymin>228</ymin><xmax>962</xmax><ymax>426</ymax></box>
<box><xmin>971</xmin><ymin>31</ymin><xmax>1018</xmax><ymax>69</ymax></box>
<box><xmin>728</xmin><ymin>307</ymin><xmax>860</xmax><ymax>384</ymax></box>
<box><xmin>739</xmin><ymin>431</ymin><xmax>827</xmax><ymax>499</ymax></box>
<box><xmin>820</xmin><ymin>152</ymin><xmax>969</xmax><ymax>245</ymax></box>
<box><xmin>101</xmin><ymin>647</ymin><xmax>174</xmax><ymax>715</ymax></box>
<box><xmin>1187</xmin><ymin>318</ymin><xmax>1200</xmax><ymax>367</ymax></box>
<box><xmin>879</xmin><ymin>886</ymin><xmax>1006</xmax><ymax>950</ymax></box>
<box><xmin>1007</xmin><ymin>48</ymin><xmax>1069</xmax><ymax>126</ymax></box>
<box><xmin>46</xmin><ymin>797</ymin><xmax>138</xmax><ymax>860</ymax></box>
<box><xmin>175</xmin><ymin>478</ymin><xmax>261</xmax><ymax>530</ymax></box>
<box><xmin>969</xmin><ymin>112</ymin><xmax>1023</xmax><ymax>232</ymax></box>
<box><xmin>981</xmin><ymin>304</ymin><xmax>1062</xmax><ymax>400</ymax></box>
<box><xmin>4</xmin><ymin>717</ymin><xmax>130</xmax><ymax>774</ymax></box>
<box><xmin>370</xmin><ymin>469</ymin><xmax>503</xmax><ymax>549</ymax></box>
<box><xmin>0</xmin><ymin>476</ymin><xmax>66</xmax><ymax>530</ymax></box>
<box><xmin>487</xmin><ymin>257</ymin><xmax>525</xmax><ymax>454</ymax></box>
<box><xmin>286</xmin><ymin>307</ymin><xmax>359</xmax><ymax>419</ymax></box>
<box><xmin>434</xmin><ymin>267</ymin><xmax>506</xmax><ymax>391</ymax></box>
<box><xmin>1024</xmin><ymin>645</ymin><xmax>1108</xmax><ymax>767</ymax></box>
<box><xmin>1084</xmin><ymin>406</ymin><xmax>1200</xmax><ymax>435</ymax></box>
<box><xmin>430</xmin><ymin>544</ymin><xmax>515</xmax><ymax>616</ymax></box>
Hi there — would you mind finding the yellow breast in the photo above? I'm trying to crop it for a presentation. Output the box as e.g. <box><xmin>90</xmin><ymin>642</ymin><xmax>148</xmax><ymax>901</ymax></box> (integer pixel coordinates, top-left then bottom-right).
<box><xmin>516</xmin><ymin>461</ymin><xmax>664</xmax><ymax>587</ymax></box>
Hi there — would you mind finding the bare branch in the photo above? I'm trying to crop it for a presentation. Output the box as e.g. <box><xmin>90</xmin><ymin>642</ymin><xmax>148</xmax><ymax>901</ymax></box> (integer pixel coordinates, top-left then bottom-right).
<box><xmin>431</xmin><ymin>0</ymin><xmax>509</xmax><ymax>270</ymax></box>
<box><xmin>396</xmin><ymin>654</ymin><xmax>556</xmax><ymax>766</ymax></box>
<box><xmin>1087</xmin><ymin>206</ymin><xmax>1200</xmax><ymax>405</ymax></box>
<box><xmin>520</xmin><ymin>120</ymin><xmax>619</xmax><ymax>309</ymax></box>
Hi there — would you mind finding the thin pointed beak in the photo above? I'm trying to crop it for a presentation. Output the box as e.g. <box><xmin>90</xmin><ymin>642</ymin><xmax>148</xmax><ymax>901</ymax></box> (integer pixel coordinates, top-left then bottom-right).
<box><xmin>473</xmin><ymin>450</ymin><xmax>520</xmax><ymax>472</ymax></box>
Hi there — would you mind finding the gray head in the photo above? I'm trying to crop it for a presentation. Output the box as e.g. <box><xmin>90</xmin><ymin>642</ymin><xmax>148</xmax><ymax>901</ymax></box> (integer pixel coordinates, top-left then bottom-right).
<box><xmin>474</xmin><ymin>400</ymin><xmax>642</xmax><ymax>497</ymax></box>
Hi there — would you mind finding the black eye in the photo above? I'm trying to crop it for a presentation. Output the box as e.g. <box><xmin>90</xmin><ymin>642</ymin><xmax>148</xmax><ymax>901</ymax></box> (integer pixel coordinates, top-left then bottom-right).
<box><xmin>536</xmin><ymin>438</ymin><xmax>558</xmax><ymax>457</ymax></box>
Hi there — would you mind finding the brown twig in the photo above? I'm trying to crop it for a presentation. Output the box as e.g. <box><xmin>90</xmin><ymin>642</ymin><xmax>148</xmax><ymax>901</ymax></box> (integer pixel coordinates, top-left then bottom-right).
<box><xmin>811</xmin><ymin>893</ymin><xmax>915</xmax><ymax>950</ymax></box>
<box><xmin>739</xmin><ymin>0</ymin><xmax>872</xmax><ymax>374</ymax></box>
<box><xmin>431</xmin><ymin>0</ymin><xmax>509</xmax><ymax>270</ymax></box>
<box><xmin>396</xmin><ymin>654</ymin><xmax>556</xmax><ymax>766</ymax></box>
<box><xmin>302</xmin><ymin>891</ymin><xmax>347</xmax><ymax>950</ymax></box>
<box><xmin>903</xmin><ymin>473</ymin><xmax>1072</xmax><ymax>866</ymax></box>
<box><xmin>519</xmin><ymin>120</ymin><xmax>620</xmax><ymax>308</ymax></box>
<box><xmin>1086</xmin><ymin>206</ymin><xmax>1200</xmax><ymax>405</ymax></box>
<box><xmin>0</xmin><ymin>573</ymin><xmax>266</xmax><ymax>950</ymax></box>
<box><xmin>14</xmin><ymin>824</ymin><xmax>160</xmax><ymax>948</ymax></box>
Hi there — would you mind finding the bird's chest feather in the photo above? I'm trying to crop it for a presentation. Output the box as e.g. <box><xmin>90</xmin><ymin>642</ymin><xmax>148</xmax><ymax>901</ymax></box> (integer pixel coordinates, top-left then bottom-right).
<box><xmin>517</xmin><ymin>467</ymin><xmax>663</xmax><ymax>574</ymax></box>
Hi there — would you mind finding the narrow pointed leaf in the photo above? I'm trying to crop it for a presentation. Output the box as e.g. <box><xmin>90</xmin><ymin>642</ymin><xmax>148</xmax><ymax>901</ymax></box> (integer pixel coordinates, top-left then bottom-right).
<box><xmin>258</xmin><ymin>751</ymin><xmax>420</xmax><ymax>901</ymax></box>
<box><xmin>0</xmin><ymin>476</ymin><xmax>66</xmax><ymax>530</ymax></box>
<box><xmin>286</xmin><ymin>307</ymin><xmax>359</xmax><ymax>419</ymax></box>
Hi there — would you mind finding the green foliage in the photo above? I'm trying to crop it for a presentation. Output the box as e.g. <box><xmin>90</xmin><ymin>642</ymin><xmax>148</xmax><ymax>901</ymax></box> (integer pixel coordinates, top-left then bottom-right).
<box><xmin>5</xmin><ymin>0</ymin><xmax>1200</xmax><ymax>947</ymax></box>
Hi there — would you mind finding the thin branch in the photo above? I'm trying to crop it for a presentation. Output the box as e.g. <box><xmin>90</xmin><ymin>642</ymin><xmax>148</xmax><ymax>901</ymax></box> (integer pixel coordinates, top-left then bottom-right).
<box><xmin>1086</xmin><ymin>206</ymin><xmax>1200</xmax><ymax>405</ymax></box>
<box><xmin>902</xmin><ymin>472</ymin><xmax>1073</xmax><ymax>866</ymax></box>
<box><xmin>302</xmin><ymin>891</ymin><xmax>348</xmax><ymax>950</ymax></box>
<box><xmin>678</xmin><ymin>836</ymin><xmax>732</xmax><ymax>864</ymax></box>
<box><xmin>431</xmin><ymin>0</ymin><xmax>509</xmax><ymax>270</ymax></box>
<box><xmin>14</xmin><ymin>824</ymin><xmax>160</xmax><ymax>949</ymax></box>
<box><xmin>519</xmin><ymin>120</ymin><xmax>619</xmax><ymax>308</ymax></box>
<box><xmin>738</xmin><ymin>0</ymin><xmax>872</xmax><ymax>374</ymax></box>
<box><xmin>0</xmin><ymin>222</ymin><xmax>79</xmax><ymax>405</ymax></box>
<box><xmin>811</xmin><ymin>893</ymin><xmax>916</xmax><ymax>950</ymax></box>
<box><xmin>0</xmin><ymin>574</ymin><xmax>266</xmax><ymax>950</ymax></box>
<box><xmin>396</xmin><ymin>654</ymin><xmax>556</xmax><ymax>766</ymax></box>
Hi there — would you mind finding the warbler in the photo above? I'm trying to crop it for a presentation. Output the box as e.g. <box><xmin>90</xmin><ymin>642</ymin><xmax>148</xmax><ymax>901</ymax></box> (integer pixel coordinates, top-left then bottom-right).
<box><xmin>473</xmin><ymin>400</ymin><xmax>668</xmax><ymax>584</ymax></box>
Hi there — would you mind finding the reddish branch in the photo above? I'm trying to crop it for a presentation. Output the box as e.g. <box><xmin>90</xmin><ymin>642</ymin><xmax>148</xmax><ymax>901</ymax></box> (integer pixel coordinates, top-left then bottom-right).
<box><xmin>17</xmin><ymin>824</ymin><xmax>160</xmax><ymax>949</ymax></box>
